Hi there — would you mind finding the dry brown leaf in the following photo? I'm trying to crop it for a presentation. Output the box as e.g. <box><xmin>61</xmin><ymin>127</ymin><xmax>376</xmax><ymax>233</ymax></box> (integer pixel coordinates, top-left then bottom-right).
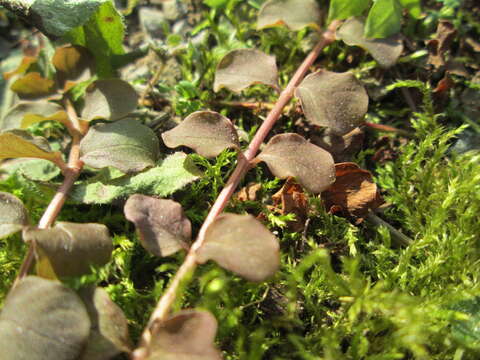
<box><xmin>235</xmin><ymin>183</ymin><xmax>262</xmax><ymax>202</ymax></box>
<box><xmin>427</xmin><ymin>20</ymin><xmax>457</xmax><ymax>69</ymax></box>
<box><xmin>271</xmin><ymin>178</ymin><xmax>308</xmax><ymax>232</ymax></box>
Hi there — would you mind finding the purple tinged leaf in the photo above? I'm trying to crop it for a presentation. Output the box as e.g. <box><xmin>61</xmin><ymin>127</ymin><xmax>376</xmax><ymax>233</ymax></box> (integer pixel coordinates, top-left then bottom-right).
<box><xmin>81</xmin><ymin>79</ymin><xmax>138</xmax><ymax>121</ymax></box>
<box><xmin>295</xmin><ymin>70</ymin><xmax>369</xmax><ymax>135</ymax></box>
<box><xmin>197</xmin><ymin>213</ymin><xmax>280</xmax><ymax>282</ymax></box>
<box><xmin>336</xmin><ymin>17</ymin><xmax>404</xmax><ymax>68</ymax></box>
<box><xmin>124</xmin><ymin>194</ymin><xmax>191</xmax><ymax>257</ymax></box>
<box><xmin>257</xmin><ymin>0</ymin><xmax>322</xmax><ymax>31</ymax></box>
<box><xmin>78</xmin><ymin>287</ymin><xmax>132</xmax><ymax>360</ymax></box>
<box><xmin>0</xmin><ymin>276</ymin><xmax>91</xmax><ymax>360</ymax></box>
<box><xmin>214</xmin><ymin>49</ymin><xmax>278</xmax><ymax>93</ymax></box>
<box><xmin>23</xmin><ymin>221</ymin><xmax>113</xmax><ymax>278</ymax></box>
<box><xmin>162</xmin><ymin>111</ymin><xmax>240</xmax><ymax>158</ymax></box>
<box><xmin>0</xmin><ymin>191</ymin><xmax>28</xmax><ymax>239</ymax></box>
<box><xmin>145</xmin><ymin>309</ymin><xmax>222</xmax><ymax>360</ymax></box>
<box><xmin>80</xmin><ymin>118</ymin><xmax>160</xmax><ymax>173</ymax></box>
<box><xmin>257</xmin><ymin>133</ymin><xmax>336</xmax><ymax>194</ymax></box>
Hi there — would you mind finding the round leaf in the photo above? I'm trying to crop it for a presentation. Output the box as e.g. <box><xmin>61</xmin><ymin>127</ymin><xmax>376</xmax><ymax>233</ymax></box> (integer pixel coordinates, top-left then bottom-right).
<box><xmin>257</xmin><ymin>133</ymin><xmax>336</xmax><ymax>194</ymax></box>
<box><xmin>162</xmin><ymin>111</ymin><xmax>240</xmax><ymax>158</ymax></box>
<box><xmin>80</xmin><ymin>118</ymin><xmax>160</xmax><ymax>173</ymax></box>
<box><xmin>0</xmin><ymin>276</ymin><xmax>91</xmax><ymax>360</ymax></box>
<box><xmin>295</xmin><ymin>70</ymin><xmax>369</xmax><ymax>135</ymax></box>
<box><xmin>0</xmin><ymin>191</ymin><xmax>28</xmax><ymax>239</ymax></box>
<box><xmin>257</xmin><ymin>0</ymin><xmax>322</xmax><ymax>31</ymax></box>
<box><xmin>214</xmin><ymin>49</ymin><xmax>278</xmax><ymax>93</ymax></box>
<box><xmin>197</xmin><ymin>213</ymin><xmax>280</xmax><ymax>282</ymax></box>
<box><xmin>81</xmin><ymin>79</ymin><xmax>138</xmax><ymax>121</ymax></box>
<box><xmin>124</xmin><ymin>194</ymin><xmax>191</xmax><ymax>257</ymax></box>
<box><xmin>23</xmin><ymin>221</ymin><xmax>113</xmax><ymax>278</ymax></box>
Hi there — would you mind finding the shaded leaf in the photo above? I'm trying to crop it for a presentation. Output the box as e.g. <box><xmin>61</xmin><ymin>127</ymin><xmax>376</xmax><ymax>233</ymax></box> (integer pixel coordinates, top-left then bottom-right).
<box><xmin>0</xmin><ymin>158</ymin><xmax>61</xmax><ymax>182</ymax></box>
<box><xmin>399</xmin><ymin>0</ymin><xmax>422</xmax><ymax>18</ymax></box>
<box><xmin>271</xmin><ymin>178</ymin><xmax>308</xmax><ymax>232</ymax></box>
<box><xmin>80</xmin><ymin>118</ymin><xmax>159</xmax><ymax>173</ymax></box>
<box><xmin>10</xmin><ymin>72</ymin><xmax>55</xmax><ymax>99</ymax></box>
<box><xmin>162</xmin><ymin>111</ymin><xmax>240</xmax><ymax>158</ymax></box>
<box><xmin>295</xmin><ymin>70</ymin><xmax>369</xmax><ymax>134</ymax></box>
<box><xmin>327</xmin><ymin>0</ymin><xmax>370</xmax><ymax>22</ymax></box>
<box><xmin>197</xmin><ymin>213</ymin><xmax>280</xmax><ymax>282</ymax></box>
<box><xmin>0</xmin><ymin>276</ymin><xmax>90</xmax><ymax>360</ymax></box>
<box><xmin>451</xmin><ymin>297</ymin><xmax>480</xmax><ymax>350</ymax></box>
<box><xmin>23</xmin><ymin>221</ymin><xmax>113</xmax><ymax>278</ymax></box>
<box><xmin>0</xmin><ymin>191</ymin><xmax>28</xmax><ymax>239</ymax></box>
<box><xmin>322</xmin><ymin>162</ymin><xmax>384</xmax><ymax>219</ymax></box>
<box><xmin>213</xmin><ymin>49</ymin><xmax>278</xmax><ymax>93</ymax></box>
<box><xmin>124</xmin><ymin>194</ymin><xmax>191</xmax><ymax>257</ymax></box>
<box><xmin>257</xmin><ymin>0</ymin><xmax>322</xmax><ymax>31</ymax></box>
<box><xmin>311</xmin><ymin>127</ymin><xmax>364</xmax><ymax>162</ymax></box>
<box><xmin>82</xmin><ymin>79</ymin><xmax>138</xmax><ymax>121</ymax></box>
<box><xmin>426</xmin><ymin>20</ymin><xmax>457</xmax><ymax>69</ymax></box>
<box><xmin>52</xmin><ymin>45</ymin><xmax>94</xmax><ymax>90</ymax></box>
<box><xmin>337</xmin><ymin>17</ymin><xmax>403</xmax><ymax>68</ymax></box>
<box><xmin>365</xmin><ymin>0</ymin><xmax>402</xmax><ymax>38</ymax></box>
<box><xmin>1</xmin><ymin>101</ymin><xmax>68</xmax><ymax>130</ymax></box>
<box><xmin>71</xmin><ymin>152</ymin><xmax>202</xmax><ymax>204</ymax></box>
<box><xmin>257</xmin><ymin>133</ymin><xmax>335</xmax><ymax>194</ymax></box>
<box><xmin>146</xmin><ymin>309</ymin><xmax>222</xmax><ymax>360</ymax></box>
<box><xmin>78</xmin><ymin>287</ymin><xmax>132</xmax><ymax>360</ymax></box>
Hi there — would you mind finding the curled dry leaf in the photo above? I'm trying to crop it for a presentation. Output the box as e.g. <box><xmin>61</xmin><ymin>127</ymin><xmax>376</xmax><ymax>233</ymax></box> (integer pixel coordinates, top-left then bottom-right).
<box><xmin>162</xmin><ymin>111</ymin><xmax>240</xmax><ymax>158</ymax></box>
<box><xmin>81</xmin><ymin>79</ymin><xmax>138</xmax><ymax>121</ymax></box>
<box><xmin>322</xmin><ymin>162</ymin><xmax>384</xmax><ymax>219</ymax></box>
<box><xmin>0</xmin><ymin>191</ymin><xmax>29</xmax><ymax>239</ymax></box>
<box><xmin>0</xmin><ymin>276</ymin><xmax>91</xmax><ymax>360</ymax></box>
<box><xmin>295</xmin><ymin>70</ymin><xmax>369</xmax><ymax>135</ymax></box>
<box><xmin>257</xmin><ymin>0</ymin><xmax>322</xmax><ymax>31</ymax></box>
<box><xmin>197</xmin><ymin>213</ymin><xmax>280</xmax><ymax>282</ymax></box>
<box><xmin>257</xmin><ymin>133</ymin><xmax>336</xmax><ymax>194</ymax></box>
<box><xmin>426</xmin><ymin>20</ymin><xmax>457</xmax><ymax>69</ymax></box>
<box><xmin>78</xmin><ymin>287</ymin><xmax>132</xmax><ymax>360</ymax></box>
<box><xmin>336</xmin><ymin>17</ymin><xmax>403</xmax><ymax>68</ymax></box>
<box><xmin>23</xmin><ymin>221</ymin><xmax>113</xmax><ymax>278</ymax></box>
<box><xmin>235</xmin><ymin>182</ymin><xmax>262</xmax><ymax>202</ymax></box>
<box><xmin>271</xmin><ymin>178</ymin><xmax>308</xmax><ymax>232</ymax></box>
<box><xmin>80</xmin><ymin>118</ymin><xmax>160</xmax><ymax>173</ymax></box>
<box><xmin>145</xmin><ymin>310</ymin><xmax>222</xmax><ymax>360</ymax></box>
<box><xmin>124</xmin><ymin>194</ymin><xmax>191</xmax><ymax>257</ymax></box>
<box><xmin>1</xmin><ymin>101</ymin><xmax>67</xmax><ymax>130</ymax></box>
<box><xmin>52</xmin><ymin>45</ymin><xmax>94</xmax><ymax>90</ymax></box>
<box><xmin>214</xmin><ymin>49</ymin><xmax>278</xmax><ymax>93</ymax></box>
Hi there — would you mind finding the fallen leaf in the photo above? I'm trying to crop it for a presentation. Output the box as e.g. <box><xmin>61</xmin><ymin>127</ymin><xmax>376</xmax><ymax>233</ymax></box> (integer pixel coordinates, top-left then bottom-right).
<box><xmin>235</xmin><ymin>183</ymin><xmax>262</xmax><ymax>202</ymax></box>
<box><xmin>0</xmin><ymin>191</ymin><xmax>29</xmax><ymax>239</ymax></box>
<box><xmin>214</xmin><ymin>49</ymin><xmax>278</xmax><ymax>93</ymax></box>
<box><xmin>257</xmin><ymin>133</ymin><xmax>336</xmax><ymax>194</ymax></box>
<box><xmin>124</xmin><ymin>194</ymin><xmax>191</xmax><ymax>257</ymax></box>
<box><xmin>162</xmin><ymin>111</ymin><xmax>240</xmax><ymax>158</ymax></box>
<box><xmin>197</xmin><ymin>213</ymin><xmax>280</xmax><ymax>282</ymax></box>
<box><xmin>271</xmin><ymin>178</ymin><xmax>309</xmax><ymax>232</ymax></box>
<box><xmin>322</xmin><ymin>162</ymin><xmax>383</xmax><ymax>219</ymax></box>
<box><xmin>257</xmin><ymin>0</ymin><xmax>322</xmax><ymax>31</ymax></box>
<box><xmin>427</xmin><ymin>20</ymin><xmax>457</xmax><ymax>69</ymax></box>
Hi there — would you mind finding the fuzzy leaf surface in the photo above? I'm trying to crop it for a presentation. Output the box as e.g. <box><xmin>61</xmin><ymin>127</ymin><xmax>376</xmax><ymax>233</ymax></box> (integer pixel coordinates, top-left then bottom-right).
<box><xmin>337</xmin><ymin>17</ymin><xmax>403</xmax><ymax>68</ymax></box>
<box><xmin>0</xmin><ymin>276</ymin><xmax>90</xmax><ymax>360</ymax></box>
<box><xmin>257</xmin><ymin>133</ymin><xmax>336</xmax><ymax>194</ymax></box>
<box><xmin>124</xmin><ymin>195</ymin><xmax>191</xmax><ymax>257</ymax></box>
<box><xmin>213</xmin><ymin>49</ymin><xmax>278</xmax><ymax>93</ymax></box>
<box><xmin>81</xmin><ymin>79</ymin><xmax>138</xmax><ymax>121</ymax></box>
<box><xmin>295</xmin><ymin>70</ymin><xmax>369</xmax><ymax>135</ymax></box>
<box><xmin>146</xmin><ymin>310</ymin><xmax>222</xmax><ymax>360</ymax></box>
<box><xmin>162</xmin><ymin>111</ymin><xmax>240</xmax><ymax>158</ymax></box>
<box><xmin>1</xmin><ymin>101</ymin><xmax>67</xmax><ymax>130</ymax></box>
<box><xmin>79</xmin><ymin>118</ymin><xmax>159</xmax><ymax>173</ymax></box>
<box><xmin>23</xmin><ymin>222</ymin><xmax>113</xmax><ymax>278</ymax></box>
<box><xmin>78</xmin><ymin>287</ymin><xmax>132</xmax><ymax>360</ymax></box>
<box><xmin>365</xmin><ymin>0</ymin><xmax>403</xmax><ymax>38</ymax></box>
<box><xmin>257</xmin><ymin>0</ymin><xmax>322</xmax><ymax>30</ymax></box>
<box><xmin>197</xmin><ymin>213</ymin><xmax>280</xmax><ymax>282</ymax></box>
<box><xmin>0</xmin><ymin>191</ymin><xmax>28</xmax><ymax>239</ymax></box>
<box><xmin>71</xmin><ymin>152</ymin><xmax>202</xmax><ymax>204</ymax></box>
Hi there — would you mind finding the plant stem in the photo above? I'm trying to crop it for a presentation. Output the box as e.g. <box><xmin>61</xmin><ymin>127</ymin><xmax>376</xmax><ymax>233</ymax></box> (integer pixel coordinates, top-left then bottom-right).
<box><xmin>366</xmin><ymin>212</ymin><xmax>413</xmax><ymax>247</ymax></box>
<box><xmin>133</xmin><ymin>20</ymin><xmax>340</xmax><ymax>359</ymax></box>
<box><xmin>12</xmin><ymin>98</ymin><xmax>85</xmax><ymax>288</ymax></box>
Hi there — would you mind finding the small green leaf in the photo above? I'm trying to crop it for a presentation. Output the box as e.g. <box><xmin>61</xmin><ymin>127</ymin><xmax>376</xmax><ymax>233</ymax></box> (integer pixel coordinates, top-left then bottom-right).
<box><xmin>162</xmin><ymin>111</ymin><xmax>240</xmax><ymax>158</ymax></box>
<box><xmin>145</xmin><ymin>310</ymin><xmax>222</xmax><ymax>360</ymax></box>
<box><xmin>81</xmin><ymin>79</ymin><xmax>138</xmax><ymax>121</ymax></box>
<box><xmin>124</xmin><ymin>195</ymin><xmax>191</xmax><ymax>257</ymax></box>
<box><xmin>80</xmin><ymin>119</ymin><xmax>159</xmax><ymax>173</ymax></box>
<box><xmin>197</xmin><ymin>213</ymin><xmax>280</xmax><ymax>282</ymax></box>
<box><xmin>1</xmin><ymin>101</ymin><xmax>66</xmax><ymax>130</ymax></box>
<box><xmin>10</xmin><ymin>72</ymin><xmax>55</xmax><ymax>99</ymax></box>
<box><xmin>365</xmin><ymin>0</ymin><xmax>403</xmax><ymax>38</ymax></box>
<box><xmin>23</xmin><ymin>222</ymin><xmax>113</xmax><ymax>278</ymax></box>
<box><xmin>257</xmin><ymin>0</ymin><xmax>322</xmax><ymax>31</ymax></box>
<box><xmin>71</xmin><ymin>152</ymin><xmax>202</xmax><ymax>204</ymax></box>
<box><xmin>399</xmin><ymin>0</ymin><xmax>422</xmax><ymax>18</ymax></box>
<box><xmin>0</xmin><ymin>276</ymin><xmax>91</xmax><ymax>360</ymax></box>
<box><xmin>327</xmin><ymin>0</ymin><xmax>371</xmax><ymax>22</ymax></box>
<box><xmin>0</xmin><ymin>191</ymin><xmax>29</xmax><ymax>239</ymax></box>
<box><xmin>214</xmin><ymin>49</ymin><xmax>278</xmax><ymax>93</ymax></box>
<box><xmin>257</xmin><ymin>133</ymin><xmax>336</xmax><ymax>194</ymax></box>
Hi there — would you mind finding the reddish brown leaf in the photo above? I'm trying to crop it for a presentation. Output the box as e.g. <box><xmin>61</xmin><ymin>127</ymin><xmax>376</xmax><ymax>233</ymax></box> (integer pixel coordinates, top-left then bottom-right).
<box><xmin>427</xmin><ymin>20</ymin><xmax>457</xmax><ymax>69</ymax></box>
<box><xmin>235</xmin><ymin>183</ymin><xmax>262</xmax><ymax>202</ymax></box>
<box><xmin>322</xmin><ymin>163</ymin><xmax>383</xmax><ymax>220</ymax></box>
<box><xmin>271</xmin><ymin>178</ymin><xmax>308</xmax><ymax>232</ymax></box>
